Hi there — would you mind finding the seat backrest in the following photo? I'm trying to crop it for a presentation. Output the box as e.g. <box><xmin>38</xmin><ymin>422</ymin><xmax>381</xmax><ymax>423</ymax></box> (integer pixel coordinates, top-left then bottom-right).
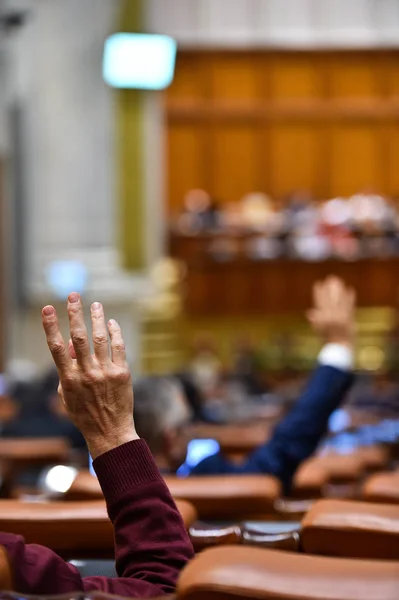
<box><xmin>0</xmin><ymin>545</ymin><xmax>13</xmax><ymax>591</ymax></box>
<box><xmin>0</xmin><ymin>500</ymin><xmax>113</xmax><ymax>555</ymax></box>
<box><xmin>189</xmin><ymin>523</ymin><xmax>300</xmax><ymax>553</ymax></box>
<box><xmin>292</xmin><ymin>462</ymin><xmax>329</xmax><ymax>498</ymax></box>
<box><xmin>177</xmin><ymin>546</ymin><xmax>399</xmax><ymax>600</ymax></box>
<box><xmin>65</xmin><ymin>470</ymin><xmax>104</xmax><ymax>501</ymax></box>
<box><xmin>188</xmin><ymin>423</ymin><xmax>271</xmax><ymax>455</ymax></box>
<box><xmin>301</xmin><ymin>498</ymin><xmax>399</xmax><ymax>560</ymax></box>
<box><xmin>0</xmin><ymin>499</ymin><xmax>197</xmax><ymax>556</ymax></box>
<box><xmin>164</xmin><ymin>475</ymin><xmax>281</xmax><ymax>519</ymax></box>
<box><xmin>352</xmin><ymin>446</ymin><xmax>391</xmax><ymax>472</ymax></box>
<box><xmin>362</xmin><ymin>471</ymin><xmax>399</xmax><ymax>504</ymax></box>
<box><xmin>0</xmin><ymin>438</ymin><xmax>70</xmax><ymax>465</ymax></box>
<box><xmin>303</xmin><ymin>454</ymin><xmax>366</xmax><ymax>484</ymax></box>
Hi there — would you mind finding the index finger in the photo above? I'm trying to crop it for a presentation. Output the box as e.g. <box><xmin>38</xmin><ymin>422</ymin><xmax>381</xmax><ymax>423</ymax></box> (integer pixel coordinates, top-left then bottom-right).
<box><xmin>42</xmin><ymin>306</ymin><xmax>71</xmax><ymax>376</ymax></box>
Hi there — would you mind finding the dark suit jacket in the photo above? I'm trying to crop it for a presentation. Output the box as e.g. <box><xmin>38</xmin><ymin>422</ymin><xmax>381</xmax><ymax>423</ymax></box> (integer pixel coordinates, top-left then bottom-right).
<box><xmin>190</xmin><ymin>365</ymin><xmax>354</xmax><ymax>494</ymax></box>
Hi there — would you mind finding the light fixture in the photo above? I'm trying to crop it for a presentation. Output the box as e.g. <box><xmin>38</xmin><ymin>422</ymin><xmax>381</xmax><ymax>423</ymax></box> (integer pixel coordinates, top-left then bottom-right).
<box><xmin>40</xmin><ymin>465</ymin><xmax>78</xmax><ymax>497</ymax></box>
<box><xmin>103</xmin><ymin>33</ymin><xmax>177</xmax><ymax>90</ymax></box>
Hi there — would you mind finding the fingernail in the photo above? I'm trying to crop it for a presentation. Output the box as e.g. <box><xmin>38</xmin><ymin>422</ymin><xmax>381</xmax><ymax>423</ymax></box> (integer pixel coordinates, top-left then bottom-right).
<box><xmin>108</xmin><ymin>319</ymin><xmax>118</xmax><ymax>327</ymax></box>
<box><xmin>43</xmin><ymin>306</ymin><xmax>55</xmax><ymax>317</ymax></box>
<box><xmin>68</xmin><ymin>292</ymin><xmax>79</xmax><ymax>304</ymax></box>
<box><xmin>92</xmin><ymin>302</ymin><xmax>102</xmax><ymax>311</ymax></box>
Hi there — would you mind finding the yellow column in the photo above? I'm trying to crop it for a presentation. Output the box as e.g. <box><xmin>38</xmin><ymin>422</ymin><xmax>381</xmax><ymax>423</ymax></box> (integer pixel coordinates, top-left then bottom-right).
<box><xmin>117</xmin><ymin>0</ymin><xmax>145</xmax><ymax>270</ymax></box>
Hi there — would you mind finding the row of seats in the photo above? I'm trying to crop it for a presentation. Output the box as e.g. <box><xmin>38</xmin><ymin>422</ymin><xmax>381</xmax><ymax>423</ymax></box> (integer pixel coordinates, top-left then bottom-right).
<box><xmin>1</xmin><ymin>434</ymin><xmax>395</xmax><ymax>502</ymax></box>
<box><xmin>0</xmin><ymin>500</ymin><xmax>398</xmax><ymax>599</ymax></box>
<box><xmin>177</xmin><ymin>546</ymin><xmax>399</xmax><ymax>600</ymax></box>
<box><xmin>65</xmin><ymin>467</ymin><xmax>399</xmax><ymax>518</ymax></box>
<box><xmin>0</xmin><ymin>496</ymin><xmax>398</xmax><ymax>561</ymax></box>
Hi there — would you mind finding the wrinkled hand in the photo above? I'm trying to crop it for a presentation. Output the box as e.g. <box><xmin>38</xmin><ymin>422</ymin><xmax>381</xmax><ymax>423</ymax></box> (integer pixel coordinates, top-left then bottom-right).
<box><xmin>41</xmin><ymin>293</ymin><xmax>139</xmax><ymax>459</ymax></box>
<box><xmin>307</xmin><ymin>276</ymin><xmax>356</xmax><ymax>347</ymax></box>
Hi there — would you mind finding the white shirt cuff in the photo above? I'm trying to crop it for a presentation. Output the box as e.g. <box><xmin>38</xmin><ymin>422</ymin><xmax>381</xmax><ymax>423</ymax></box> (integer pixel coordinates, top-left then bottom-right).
<box><xmin>318</xmin><ymin>343</ymin><xmax>354</xmax><ymax>372</ymax></box>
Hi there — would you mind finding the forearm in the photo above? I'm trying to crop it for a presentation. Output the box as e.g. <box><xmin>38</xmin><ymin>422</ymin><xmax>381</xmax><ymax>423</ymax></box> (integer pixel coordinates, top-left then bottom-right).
<box><xmin>92</xmin><ymin>439</ymin><xmax>194</xmax><ymax>593</ymax></box>
<box><xmin>2</xmin><ymin>440</ymin><xmax>194</xmax><ymax>596</ymax></box>
<box><xmin>273</xmin><ymin>365</ymin><xmax>354</xmax><ymax>444</ymax></box>
<box><xmin>235</xmin><ymin>365</ymin><xmax>352</xmax><ymax>492</ymax></box>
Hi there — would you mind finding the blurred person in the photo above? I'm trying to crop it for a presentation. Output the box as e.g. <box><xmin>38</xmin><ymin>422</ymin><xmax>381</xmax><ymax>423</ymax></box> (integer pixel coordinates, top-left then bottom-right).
<box><xmin>2</xmin><ymin>367</ymin><xmax>86</xmax><ymax>450</ymax></box>
<box><xmin>240</xmin><ymin>192</ymin><xmax>275</xmax><ymax>232</ymax></box>
<box><xmin>177</xmin><ymin>188</ymin><xmax>220</xmax><ymax>233</ymax></box>
<box><xmin>134</xmin><ymin>277</ymin><xmax>355</xmax><ymax>494</ymax></box>
<box><xmin>188</xmin><ymin>333</ymin><xmax>222</xmax><ymax>398</ymax></box>
<box><xmin>231</xmin><ymin>336</ymin><xmax>267</xmax><ymax>396</ymax></box>
<box><xmin>0</xmin><ymin>294</ymin><xmax>193</xmax><ymax>595</ymax></box>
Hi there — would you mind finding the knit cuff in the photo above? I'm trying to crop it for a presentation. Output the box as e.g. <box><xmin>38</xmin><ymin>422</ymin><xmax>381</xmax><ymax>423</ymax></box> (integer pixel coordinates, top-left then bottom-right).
<box><xmin>93</xmin><ymin>439</ymin><xmax>162</xmax><ymax>504</ymax></box>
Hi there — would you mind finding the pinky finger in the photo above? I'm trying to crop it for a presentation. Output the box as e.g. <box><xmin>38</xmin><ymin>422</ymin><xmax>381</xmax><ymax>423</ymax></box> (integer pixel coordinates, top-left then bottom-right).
<box><xmin>108</xmin><ymin>319</ymin><xmax>127</xmax><ymax>366</ymax></box>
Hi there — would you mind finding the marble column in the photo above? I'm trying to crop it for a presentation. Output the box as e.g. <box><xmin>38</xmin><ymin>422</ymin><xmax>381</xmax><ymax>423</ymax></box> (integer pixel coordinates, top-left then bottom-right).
<box><xmin>4</xmin><ymin>0</ymin><xmax>158</xmax><ymax>371</ymax></box>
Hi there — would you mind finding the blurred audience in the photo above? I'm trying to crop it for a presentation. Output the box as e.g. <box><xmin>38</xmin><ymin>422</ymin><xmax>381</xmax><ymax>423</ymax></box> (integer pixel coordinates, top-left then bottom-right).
<box><xmin>173</xmin><ymin>188</ymin><xmax>399</xmax><ymax>260</ymax></box>
<box><xmin>133</xmin><ymin>277</ymin><xmax>356</xmax><ymax>494</ymax></box>
<box><xmin>2</xmin><ymin>368</ymin><xmax>86</xmax><ymax>449</ymax></box>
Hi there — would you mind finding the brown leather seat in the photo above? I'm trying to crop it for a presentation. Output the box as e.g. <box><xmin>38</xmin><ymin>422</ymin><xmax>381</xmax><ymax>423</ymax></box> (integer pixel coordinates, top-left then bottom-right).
<box><xmin>305</xmin><ymin>455</ymin><xmax>366</xmax><ymax>484</ymax></box>
<box><xmin>164</xmin><ymin>475</ymin><xmax>281</xmax><ymax>519</ymax></box>
<box><xmin>293</xmin><ymin>461</ymin><xmax>329</xmax><ymax>498</ymax></box>
<box><xmin>293</xmin><ymin>454</ymin><xmax>367</xmax><ymax>500</ymax></box>
<box><xmin>0</xmin><ymin>498</ymin><xmax>197</xmax><ymax>557</ymax></box>
<box><xmin>301</xmin><ymin>498</ymin><xmax>399</xmax><ymax>560</ymax></box>
<box><xmin>188</xmin><ymin>423</ymin><xmax>271</xmax><ymax>456</ymax></box>
<box><xmin>177</xmin><ymin>546</ymin><xmax>399</xmax><ymax>600</ymax></box>
<box><xmin>362</xmin><ymin>471</ymin><xmax>399</xmax><ymax>504</ymax></box>
<box><xmin>0</xmin><ymin>438</ymin><xmax>71</xmax><ymax>498</ymax></box>
<box><xmin>190</xmin><ymin>499</ymin><xmax>399</xmax><ymax>560</ymax></box>
<box><xmin>65</xmin><ymin>469</ymin><xmax>104</xmax><ymax>501</ymax></box>
<box><xmin>0</xmin><ymin>545</ymin><xmax>13</xmax><ymax>591</ymax></box>
<box><xmin>353</xmin><ymin>446</ymin><xmax>391</xmax><ymax>472</ymax></box>
<box><xmin>0</xmin><ymin>438</ymin><xmax>70</xmax><ymax>465</ymax></box>
<box><xmin>66</xmin><ymin>471</ymin><xmax>281</xmax><ymax>520</ymax></box>
<box><xmin>189</xmin><ymin>522</ymin><xmax>300</xmax><ymax>553</ymax></box>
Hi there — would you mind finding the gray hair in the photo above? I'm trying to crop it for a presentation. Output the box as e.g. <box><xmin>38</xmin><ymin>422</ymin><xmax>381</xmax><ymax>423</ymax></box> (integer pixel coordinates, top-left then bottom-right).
<box><xmin>133</xmin><ymin>376</ymin><xmax>191</xmax><ymax>453</ymax></box>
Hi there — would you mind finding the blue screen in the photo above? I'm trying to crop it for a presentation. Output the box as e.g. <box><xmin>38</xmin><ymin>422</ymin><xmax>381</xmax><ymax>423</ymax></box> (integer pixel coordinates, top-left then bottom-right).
<box><xmin>176</xmin><ymin>439</ymin><xmax>220</xmax><ymax>477</ymax></box>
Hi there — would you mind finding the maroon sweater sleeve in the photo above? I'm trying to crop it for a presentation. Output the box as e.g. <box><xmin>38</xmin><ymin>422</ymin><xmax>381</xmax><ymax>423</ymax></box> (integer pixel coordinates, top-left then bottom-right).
<box><xmin>0</xmin><ymin>439</ymin><xmax>194</xmax><ymax>597</ymax></box>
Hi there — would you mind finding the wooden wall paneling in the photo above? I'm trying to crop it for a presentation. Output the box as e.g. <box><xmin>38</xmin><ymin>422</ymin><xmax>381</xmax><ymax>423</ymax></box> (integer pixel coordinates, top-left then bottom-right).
<box><xmin>385</xmin><ymin>51</ymin><xmax>399</xmax><ymax>98</ymax></box>
<box><xmin>268</xmin><ymin>122</ymin><xmax>323</xmax><ymax>198</ymax></box>
<box><xmin>167</xmin><ymin>123</ymin><xmax>209</xmax><ymax>212</ymax></box>
<box><xmin>268</xmin><ymin>52</ymin><xmax>324</xmax><ymax>100</ymax></box>
<box><xmin>328</xmin><ymin>122</ymin><xmax>384</xmax><ymax>197</ymax></box>
<box><xmin>328</xmin><ymin>52</ymin><xmax>382</xmax><ymax>99</ymax></box>
<box><xmin>209</xmin><ymin>123</ymin><xmax>259</xmax><ymax>202</ymax></box>
<box><xmin>166</xmin><ymin>50</ymin><xmax>399</xmax><ymax>213</ymax></box>
<box><xmin>361</xmin><ymin>260</ymin><xmax>399</xmax><ymax>308</ymax></box>
<box><xmin>387</xmin><ymin>122</ymin><xmax>399</xmax><ymax>196</ymax></box>
<box><xmin>166</xmin><ymin>52</ymin><xmax>207</xmax><ymax>103</ymax></box>
<box><xmin>209</xmin><ymin>52</ymin><xmax>262</xmax><ymax>102</ymax></box>
<box><xmin>251</xmin><ymin>261</ymin><xmax>292</xmax><ymax>314</ymax></box>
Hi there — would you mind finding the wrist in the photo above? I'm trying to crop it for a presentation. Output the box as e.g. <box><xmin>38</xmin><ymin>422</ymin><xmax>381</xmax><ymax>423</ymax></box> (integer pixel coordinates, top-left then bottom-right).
<box><xmin>324</xmin><ymin>335</ymin><xmax>354</xmax><ymax>350</ymax></box>
<box><xmin>86</xmin><ymin>427</ymin><xmax>140</xmax><ymax>460</ymax></box>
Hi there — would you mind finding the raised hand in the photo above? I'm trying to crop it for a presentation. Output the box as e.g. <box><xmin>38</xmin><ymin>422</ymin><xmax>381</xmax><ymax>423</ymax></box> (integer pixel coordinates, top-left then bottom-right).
<box><xmin>41</xmin><ymin>293</ymin><xmax>139</xmax><ymax>458</ymax></box>
<box><xmin>307</xmin><ymin>276</ymin><xmax>356</xmax><ymax>348</ymax></box>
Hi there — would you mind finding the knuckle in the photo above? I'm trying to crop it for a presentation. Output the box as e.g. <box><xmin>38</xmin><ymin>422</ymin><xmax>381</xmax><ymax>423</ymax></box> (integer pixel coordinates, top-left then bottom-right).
<box><xmin>111</xmin><ymin>368</ymin><xmax>130</xmax><ymax>384</ymax></box>
<box><xmin>49</xmin><ymin>340</ymin><xmax>64</xmax><ymax>354</ymax></box>
<box><xmin>71</xmin><ymin>332</ymin><xmax>87</xmax><ymax>347</ymax></box>
<box><xmin>93</xmin><ymin>334</ymin><xmax>108</xmax><ymax>346</ymax></box>
<box><xmin>112</xmin><ymin>342</ymin><xmax>125</xmax><ymax>354</ymax></box>
<box><xmin>83</xmin><ymin>370</ymin><xmax>105</xmax><ymax>386</ymax></box>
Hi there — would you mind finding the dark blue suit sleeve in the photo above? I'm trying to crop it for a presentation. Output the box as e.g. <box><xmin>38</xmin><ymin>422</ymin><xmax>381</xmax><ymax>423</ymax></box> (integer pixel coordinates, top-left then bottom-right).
<box><xmin>190</xmin><ymin>365</ymin><xmax>354</xmax><ymax>493</ymax></box>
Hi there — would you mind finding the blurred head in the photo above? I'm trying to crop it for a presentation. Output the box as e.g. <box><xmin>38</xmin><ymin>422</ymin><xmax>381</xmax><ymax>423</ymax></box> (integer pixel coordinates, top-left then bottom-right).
<box><xmin>133</xmin><ymin>376</ymin><xmax>193</xmax><ymax>470</ymax></box>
